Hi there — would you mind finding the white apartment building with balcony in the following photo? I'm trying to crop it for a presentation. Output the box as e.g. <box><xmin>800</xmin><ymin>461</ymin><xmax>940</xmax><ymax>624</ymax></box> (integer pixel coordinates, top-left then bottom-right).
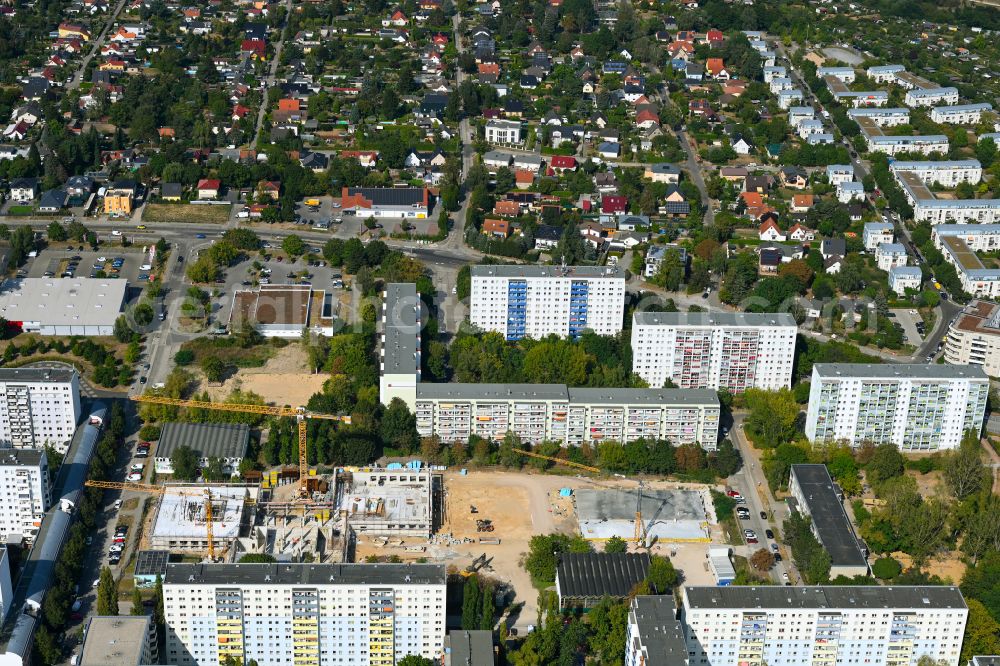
<box><xmin>847</xmin><ymin>107</ymin><xmax>910</xmax><ymax>127</ymax></box>
<box><xmin>875</xmin><ymin>243</ymin><xmax>908</xmax><ymax>271</ymax></box>
<box><xmin>945</xmin><ymin>300</ymin><xmax>1000</xmax><ymax>378</ymax></box>
<box><xmin>162</xmin><ymin>562</ymin><xmax>447</xmax><ymax>666</ymax></box>
<box><xmin>0</xmin><ymin>545</ymin><xmax>12</xmax><ymax>625</ymax></box>
<box><xmin>630</xmin><ymin>312</ymin><xmax>797</xmax><ymax>392</ymax></box>
<box><xmin>0</xmin><ymin>367</ymin><xmax>81</xmax><ymax>453</ymax></box>
<box><xmin>904</xmin><ymin>87</ymin><xmax>960</xmax><ymax>107</ymax></box>
<box><xmin>933</xmin><ymin>225</ymin><xmax>1000</xmax><ymax>253</ymax></box>
<box><xmin>891</xmin><ymin>159</ymin><xmax>983</xmax><ymax>187</ymax></box>
<box><xmin>931</xmin><ymin>103</ymin><xmax>992</xmax><ymax>125</ymax></box>
<box><xmin>413</xmin><ymin>384</ymin><xmax>720</xmax><ymax>449</ymax></box>
<box><xmin>484</xmin><ymin>119</ymin><xmax>523</xmax><ymax>145</ymax></box>
<box><xmin>804</xmin><ymin>364</ymin><xmax>988</xmax><ymax>450</ymax></box>
<box><xmin>0</xmin><ymin>449</ymin><xmax>51</xmax><ymax>544</ymax></box>
<box><xmin>863</xmin><ymin>222</ymin><xmax>894</xmax><ymax>251</ymax></box>
<box><xmin>680</xmin><ymin>586</ymin><xmax>968</xmax><ymax>666</ymax></box>
<box><xmin>867</xmin><ymin>64</ymin><xmax>905</xmax><ymax>83</ymax></box>
<box><xmin>866</xmin><ymin>135</ymin><xmax>949</xmax><ymax>156</ymax></box>
<box><xmin>817</xmin><ymin>66</ymin><xmax>855</xmax><ymax>83</ymax></box>
<box><xmin>469</xmin><ymin>265</ymin><xmax>626</xmax><ymax>340</ymax></box>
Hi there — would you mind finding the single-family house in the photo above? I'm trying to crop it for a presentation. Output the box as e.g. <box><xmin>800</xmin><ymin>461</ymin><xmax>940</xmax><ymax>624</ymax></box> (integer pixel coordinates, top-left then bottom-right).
<box><xmin>779</xmin><ymin>166</ymin><xmax>808</xmax><ymax>189</ymax></box>
<box><xmin>196</xmin><ymin>179</ymin><xmax>221</xmax><ymax>200</ymax></box>
<box><xmin>759</xmin><ymin>219</ymin><xmax>786</xmax><ymax>242</ymax></box>
<box><xmin>10</xmin><ymin>177</ymin><xmax>38</xmax><ymax>201</ymax></box>
<box><xmin>791</xmin><ymin>194</ymin><xmax>814</xmax><ymax>213</ymax></box>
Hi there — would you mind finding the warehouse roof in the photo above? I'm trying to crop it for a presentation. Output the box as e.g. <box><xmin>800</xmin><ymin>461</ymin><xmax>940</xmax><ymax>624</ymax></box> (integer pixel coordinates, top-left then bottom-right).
<box><xmin>445</xmin><ymin>630</ymin><xmax>494</xmax><ymax>666</ymax></box>
<box><xmin>684</xmin><ymin>585</ymin><xmax>966</xmax><ymax>610</ymax></box>
<box><xmin>164</xmin><ymin>562</ymin><xmax>446</xmax><ymax>586</ymax></box>
<box><xmin>382</xmin><ymin>283</ymin><xmax>420</xmax><ymax>377</ymax></box>
<box><xmin>813</xmin><ymin>363</ymin><xmax>987</xmax><ymax>381</ymax></box>
<box><xmin>155</xmin><ymin>422</ymin><xmax>250</xmax><ymax>460</ymax></box>
<box><xmin>790</xmin><ymin>465</ymin><xmax>867</xmax><ymax>569</ymax></box>
<box><xmin>0</xmin><ymin>278</ymin><xmax>126</xmax><ymax>327</ymax></box>
<box><xmin>557</xmin><ymin>552</ymin><xmax>650</xmax><ymax>598</ymax></box>
<box><xmin>633</xmin><ymin>311</ymin><xmax>796</xmax><ymax>328</ymax></box>
<box><xmin>630</xmin><ymin>596</ymin><xmax>687</xmax><ymax>666</ymax></box>
<box><xmin>471</xmin><ymin>264</ymin><xmax>622</xmax><ymax>279</ymax></box>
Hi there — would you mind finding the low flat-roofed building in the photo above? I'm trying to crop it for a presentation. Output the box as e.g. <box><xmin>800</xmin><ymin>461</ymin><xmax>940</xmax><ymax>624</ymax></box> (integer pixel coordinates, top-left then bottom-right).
<box><xmin>0</xmin><ymin>278</ymin><xmax>126</xmax><ymax>336</ymax></box>
<box><xmin>229</xmin><ymin>284</ymin><xmax>334</xmax><ymax>337</ymax></box>
<box><xmin>133</xmin><ymin>549</ymin><xmax>170</xmax><ymax>588</ymax></box>
<box><xmin>626</xmin><ymin>596</ymin><xmax>686</xmax><ymax>666</ymax></box>
<box><xmin>444</xmin><ymin>630</ymin><xmax>495</xmax><ymax>666</ymax></box>
<box><xmin>80</xmin><ymin>616</ymin><xmax>157</xmax><ymax>666</ymax></box>
<box><xmin>153</xmin><ymin>422</ymin><xmax>250</xmax><ymax>476</ymax></box>
<box><xmin>334</xmin><ymin>468</ymin><xmax>433</xmax><ymax>537</ymax></box>
<box><xmin>379</xmin><ymin>283</ymin><xmax>421</xmax><ymax>409</ymax></box>
<box><xmin>556</xmin><ymin>552</ymin><xmax>650</xmax><ymax>610</ymax></box>
<box><xmin>788</xmin><ymin>464</ymin><xmax>868</xmax><ymax>578</ymax></box>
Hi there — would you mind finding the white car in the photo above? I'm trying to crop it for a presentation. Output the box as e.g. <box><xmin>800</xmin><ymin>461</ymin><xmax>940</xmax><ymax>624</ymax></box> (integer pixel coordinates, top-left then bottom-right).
<box><xmin>92</xmin><ymin>579</ymin><xmax>100</xmax><ymax>588</ymax></box>
<box><xmin>111</xmin><ymin>230</ymin><xmax>122</xmax><ymax>236</ymax></box>
<box><xmin>112</xmin><ymin>499</ymin><xmax>123</xmax><ymax>510</ymax></box>
<box><xmin>129</xmin><ymin>463</ymin><xmax>144</xmax><ymax>472</ymax></box>
<box><xmin>127</xmin><ymin>472</ymin><xmax>142</xmax><ymax>482</ymax></box>
<box><xmin>97</xmin><ymin>256</ymin><xmax>107</xmax><ymax>263</ymax></box>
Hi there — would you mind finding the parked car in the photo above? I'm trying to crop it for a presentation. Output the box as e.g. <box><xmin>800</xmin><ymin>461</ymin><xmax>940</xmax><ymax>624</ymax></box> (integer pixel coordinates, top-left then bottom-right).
<box><xmin>765</xmin><ymin>529</ymin><xmax>775</xmax><ymax>540</ymax></box>
<box><xmin>127</xmin><ymin>472</ymin><xmax>142</xmax><ymax>482</ymax></box>
<box><xmin>112</xmin><ymin>499</ymin><xmax>123</xmax><ymax>510</ymax></box>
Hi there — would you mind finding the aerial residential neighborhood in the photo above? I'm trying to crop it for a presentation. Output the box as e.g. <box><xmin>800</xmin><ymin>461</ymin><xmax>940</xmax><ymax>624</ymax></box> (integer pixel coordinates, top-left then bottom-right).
<box><xmin>2</xmin><ymin>0</ymin><xmax>1000</xmax><ymax>664</ymax></box>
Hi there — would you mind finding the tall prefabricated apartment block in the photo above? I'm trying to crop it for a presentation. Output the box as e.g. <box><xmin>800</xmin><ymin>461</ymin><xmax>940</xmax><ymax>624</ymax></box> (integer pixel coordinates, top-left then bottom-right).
<box><xmin>630</xmin><ymin>312</ymin><xmax>797</xmax><ymax>392</ymax></box>
<box><xmin>625</xmin><ymin>595</ymin><xmax>687</xmax><ymax>666</ymax></box>
<box><xmin>162</xmin><ymin>563</ymin><xmax>447</xmax><ymax>666</ymax></box>
<box><xmin>0</xmin><ymin>368</ymin><xmax>81</xmax><ymax>453</ymax></box>
<box><xmin>804</xmin><ymin>364</ymin><xmax>988</xmax><ymax>450</ymax></box>
<box><xmin>680</xmin><ymin>586</ymin><xmax>968</xmax><ymax>666</ymax></box>
<box><xmin>469</xmin><ymin>265</ymin><xmax>626</xmax><ymax>340</ymax></box>
<box><xmin>0</xmin><ymin>449</ymin><xmax>51</xmax><ymax>544</ymax></box>
<box><xmin>414</xmin><ymin>384</ymin><xmax>720</xmax><ymax>449</ymax></box>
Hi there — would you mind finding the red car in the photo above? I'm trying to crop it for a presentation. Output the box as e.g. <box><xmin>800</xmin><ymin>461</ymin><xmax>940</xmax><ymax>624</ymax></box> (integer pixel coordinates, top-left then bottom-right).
<box><xmin>726</xmin><ymin>489</ymin><xmax>740</xmax><ymax>498</ymax></box>
<box><xmin>70</xmin><ymin>612</ymin><xmax>83</xmax><ymax>621</ymax></box>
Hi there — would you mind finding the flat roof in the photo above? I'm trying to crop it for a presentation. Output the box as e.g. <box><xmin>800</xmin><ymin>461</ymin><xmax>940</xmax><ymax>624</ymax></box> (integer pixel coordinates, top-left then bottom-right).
<box><xmin>942</xmin><ymin>235</ymin><xmax>986</xmax><ymax>271</ymax></box>
<box><xmin>569</xmin><ymin>387</ymin><xmax>719</xmax><ymax>406</ymax></box>
<box><xmin>790</xmin><ymin>465</ymin><xmax>867</xmax><ymax>568</ymax></box>
<box><xmin>0</xmin><ymin>366</ymin><xmax>77</xmax><ymax>384</ymax></box>
<box><xmin>557</xmin><ymin>552</ymin><xmax>650</xmax><ymax>598</ymax></box>
<box><xmin>889</xmin><ymin>266</ymin><xmax>922</xmax><ymax>278</ymax></box>
<box><xmin>0</xmin><ymin>449</ymin><xmax>44</xmax><ymax>467</ymax></box>
<box><xmin>0</xmin><ymin>278</ymin><xmax>126</xmax><ymax>327</ymax></box>
<box><xmin>633</xmin><ymin>311</ymin><xmax>796</xmax><ymax>328</ymax></box>
<box><xmin>471</xmin><ymin>264</ymin><xmax>622</xmax><ymax>279</ymax></box>
<box><xmin>155</xmin><ymin>422</ymin><xmax>250</xmax><ymax>460</ymax></box>
<box><xmin>631</xmin><ymin>596</ymin><xmax>686</xmax><ymax>666</ymax></box>
<box><xmin>133</xmin><ymin>550</ymin><xmax>170</xmax><ymax>578</ymax></box>
<box><xmin>896</xmin><ymin>170</ymin><xmax>933</xmax><ymax>202</ymax></box>
<box><xmin>685</xmin><ymin>585</ymin><xmax>966</xmax><ymax>610</ymax></box>
<box><xmin>445</xmin><ymin>630</ymin><xmax>494</xmax><ymax>666</ymax></box>
<box><xmin>231</xmin><ymin>284</ymin><xmax>312</xmax><ymax>327</ymax></box>
<box><xmin>877</xmin><ymin>243</ymin><xmax>907</xmax><ymax>254</ymax></box>
<box><xmin>414</xmin><ymin>384</ymin><xmax>719</xmax><ymax>407</ymax></box>
<box><xmin>869</xmin><ymin>134</ymin><xmax>948</xmax><ymax>144</ymax></box>
<box><xmin>813</xmin><ymin>362</ymin><xmax>987</xmax><ymax>381</ymax></box>
<box><xmin>382</xmin><ymin>283</ymin><xmax>420</xmax><ymax>377</ymax></box>
<box><xmin>934</xmin><ymin>225</ymin><xmax>1000</xmax><ymax>237</ymax></box>
<box><xmin>895</xmin><ymin>71</ymin><xmax>937</xmax><ymax>89</ymax></box>
<box><xmin>892</xmin><ymin>159</ymin><xmax>981</xmax><ymax>170</ymax></box>
<box><xmin>907</xmin><ymin>86</ymin><xmax>958</xmax><ymax>96</ymax></box>
<box><xmin>152</xmin><ymin>485</ymin><xmax>256</xmax><ymax>540</ymax></box>
<box><xmin>163</xmin><ymin>562</ymin><xmax>446</xmax><ymax>586</ymax></box>
<box><xmin>864</xmin><ymin>222</ymin><xmax>893</xmax><ymax>230</ymax></box>
<box><xmin>848</xmin><ymin>107</ymin><xmax>910</xmax><ymax>116</ymax></box>
<box><xmin>918</xmin><ymin>199</ymin><xmax>1000</xmax><ymax>209</ymax></box>
<box><xmin>80</xmin><ymin>616</ymin><xmax>151</xmax><ymax>666</ymax></box>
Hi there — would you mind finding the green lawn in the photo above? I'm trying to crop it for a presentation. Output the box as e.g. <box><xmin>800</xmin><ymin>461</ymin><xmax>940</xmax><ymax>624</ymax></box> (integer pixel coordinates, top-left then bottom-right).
<box><xmin>143</xmin><ymin>203</ymin><xmax>231</xmax><ymax>225</ymax></box>
<box><xmin>7</xmin><ymin>205</ymin><xmax>35</xmax><ymax>216</ymax></box>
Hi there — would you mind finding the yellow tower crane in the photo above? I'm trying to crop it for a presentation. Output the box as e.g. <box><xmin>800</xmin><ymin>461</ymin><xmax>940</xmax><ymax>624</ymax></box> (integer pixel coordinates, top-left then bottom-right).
<box><xmin>511</xmin><ymin>448</ymin><xmax>601</xmax><ymax>474</ymax></box>
<box><xmin>129</xmin><ymin>394</ymin><xmax>350</xmax><ymax>498</ymax></box>
<box><xmin>84</xmin><ymin>480</ymin><xmax>257</xmax><ymax>560</ymax></box>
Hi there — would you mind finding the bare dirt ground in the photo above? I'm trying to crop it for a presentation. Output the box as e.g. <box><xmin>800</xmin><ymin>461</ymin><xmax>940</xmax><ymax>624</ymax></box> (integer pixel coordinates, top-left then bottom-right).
<box><xmin>892</xmin><ymin>551</ymin><xmax>966</xmax><ymax>584</ymax></box>
<box><xmin>352</xmin><ymin>471</ymin><xmax>724</xmax><ymax>629</ymax></box>
<box><xmin>908</xmin><ymin>469</ymin><xmax>944</xmax><ymax>497</ymax></box>
<box><xmin>196</xmin><ymin>344</ymin><xmax>329</xmax><ymax>405</ymax></box>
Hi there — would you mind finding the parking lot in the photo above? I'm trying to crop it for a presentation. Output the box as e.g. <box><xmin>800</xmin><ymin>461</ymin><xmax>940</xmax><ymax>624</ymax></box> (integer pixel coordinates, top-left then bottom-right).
<box><xmin>890</xmin><ymin>308</ymin><xmax>925</xmax><ymax>346</ymax></box>
<box><xmin>201</xmin><ymin>252</ymin><xmax>349</xmax><ymax>330</ymax></box>
<box><xmin>24</xmin><ymin>246</ymin><xmax>155</xmax><ymax>284</ymax></box>
<box><xmin>291</xmin><ymin>197</ymin><xmax>365</xmax><ymax>240</ymax></box>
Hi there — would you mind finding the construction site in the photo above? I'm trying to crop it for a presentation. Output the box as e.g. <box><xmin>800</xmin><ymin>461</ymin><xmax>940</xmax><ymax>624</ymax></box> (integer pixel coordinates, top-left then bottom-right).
<box><xmin>149</xmin><ymin>485</ymin><xmax>260</xmax><ymax>552</ymax></box>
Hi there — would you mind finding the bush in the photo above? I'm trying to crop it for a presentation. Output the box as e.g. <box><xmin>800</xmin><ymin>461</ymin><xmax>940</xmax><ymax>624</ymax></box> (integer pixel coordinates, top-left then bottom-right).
<box><xmin>139</xmin><ymin>425</ymin><xmax>161</xmax><ymax>441</ymax></box>
<box><xmin>174</xmin><ymin>349</ymin><xmax>195</xmax><ymax>366</ymax></box>
<box><xmin>872</xmin><ymin>556</ymin><xmax>901</xmax><ymax>580</ymax></box>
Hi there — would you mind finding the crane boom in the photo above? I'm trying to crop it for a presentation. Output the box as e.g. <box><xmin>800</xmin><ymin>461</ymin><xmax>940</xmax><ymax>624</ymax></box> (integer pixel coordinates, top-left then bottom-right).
<box><xmin>129</xmin><ymin>393</ymin><xmax>350</xmax><ymax>497</ymax></box>
<box><xmin>512</xmin><ymin>448</ymin><xmax>601</xmax><ymax>474</ymax></box>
